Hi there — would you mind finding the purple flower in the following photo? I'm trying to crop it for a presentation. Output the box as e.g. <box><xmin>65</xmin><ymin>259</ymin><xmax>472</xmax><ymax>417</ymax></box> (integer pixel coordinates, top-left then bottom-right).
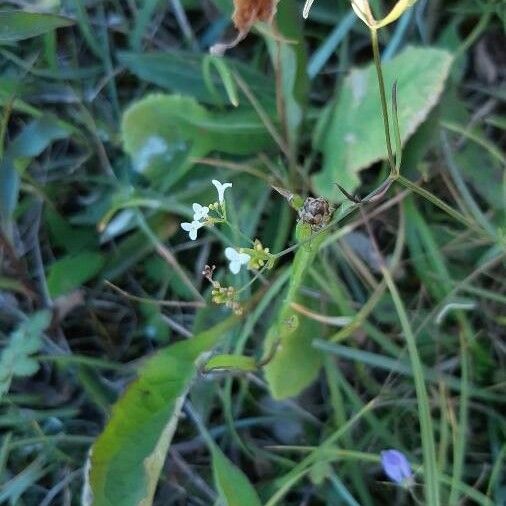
<box><xmin>380</xmin><ymin>449</ymin><xmax>413</xmax><ymax>486</ymax></box>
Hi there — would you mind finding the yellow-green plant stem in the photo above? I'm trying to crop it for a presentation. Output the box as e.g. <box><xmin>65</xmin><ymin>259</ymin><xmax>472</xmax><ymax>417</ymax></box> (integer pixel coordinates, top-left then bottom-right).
<box><xmin>370</xmin><ymin>28</ymin><xmax>395</xmax><ymax>171</ymax></box>
<box><xmin>382</xmin><ymin>267</ymin><xmax>440</xmax><ymax>506</ymax></box>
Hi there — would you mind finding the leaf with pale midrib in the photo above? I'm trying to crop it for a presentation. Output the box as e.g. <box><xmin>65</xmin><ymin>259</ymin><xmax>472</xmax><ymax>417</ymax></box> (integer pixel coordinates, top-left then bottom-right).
<box><xmin>312</xmin><ymin>46</ymin><xmax>453</xmax><ymax>200</ymax></box>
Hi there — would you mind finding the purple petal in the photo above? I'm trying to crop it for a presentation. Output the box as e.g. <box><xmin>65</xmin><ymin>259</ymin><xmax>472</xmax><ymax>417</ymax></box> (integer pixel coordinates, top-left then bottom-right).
<box><xmin>380</xmin><ymin>449</ymin><xmax>412</xmax><ymax>485</ymax></box>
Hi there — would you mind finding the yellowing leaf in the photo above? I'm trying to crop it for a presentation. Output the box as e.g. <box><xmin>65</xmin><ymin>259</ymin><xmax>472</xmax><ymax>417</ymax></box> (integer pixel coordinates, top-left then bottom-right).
<box><xmin>349</xmin><ymin>0</ymin><xmax>418</xmax><ymax>29</ymax></box>
<box><xmin>350</xmin><ymin>0</ymin><xmax>375</xmax><ymax>27</ymax></box>
<box><xmin>376</xmin><ymin>0</ymin><xmax>418</xmax><ymax>28</ymax></box>
<box><xmin>84</xmin><ymin>314</ymin><xmax>240</xmax><ymax>506</ymax></box>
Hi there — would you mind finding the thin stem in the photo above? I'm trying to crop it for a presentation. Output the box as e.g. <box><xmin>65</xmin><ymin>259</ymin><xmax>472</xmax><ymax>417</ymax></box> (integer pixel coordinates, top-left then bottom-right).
<box><xmin>396</xmin><ymin>175</ymin><xmax>494</xmax><ymax>239</ymax></box>
<box><xmin>370</xmin><ymin>28</ymin><xmax>395</xmax><ymax>171</ymax></box>
<box><xmin>382</xmin><ymin>267</ymin><xmax>440</xmax><ymax>506</ymax></box>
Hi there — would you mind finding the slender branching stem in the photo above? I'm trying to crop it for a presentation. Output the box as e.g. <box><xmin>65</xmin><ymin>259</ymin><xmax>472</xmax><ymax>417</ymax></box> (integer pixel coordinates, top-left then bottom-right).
<box><xmin>370</xmin><ymin>28</ymin><xmax>395</xmax><ymax>172</ymax></box>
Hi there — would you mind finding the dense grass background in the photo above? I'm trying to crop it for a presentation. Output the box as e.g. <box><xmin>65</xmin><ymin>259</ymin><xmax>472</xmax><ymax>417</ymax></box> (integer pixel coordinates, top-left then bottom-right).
<box><xmin>0</xmin><ymin>0</ymin><xmax>504</xmax><ymax>505</ymax></box>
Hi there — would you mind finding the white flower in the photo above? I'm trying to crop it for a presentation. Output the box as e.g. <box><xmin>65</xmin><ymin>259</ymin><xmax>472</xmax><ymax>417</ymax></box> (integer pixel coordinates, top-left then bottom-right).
<box><xmin>181</xmin><ymin>220</ymin><xmax>204</xmax><ymax>241</ymax></box>
<box><xmin>225</xmin><ymin>247</ymin><xmax>251</xmax><ymax>275</ymax></box>
<box><xmin>192</xmin><ymin>203</ymin><xmax>209</xmax><ymax>221</ymax></box>
<box><xmin>212</xmin><ymin>179</ymin><xmax>232</xmax><ymax>204</ymax></box>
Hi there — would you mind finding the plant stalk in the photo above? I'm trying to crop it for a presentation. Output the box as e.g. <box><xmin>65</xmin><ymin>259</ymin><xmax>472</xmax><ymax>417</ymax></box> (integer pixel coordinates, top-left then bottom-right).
<box><xmin>370</xmin><ymin>28</ymin><xmax>395</xmax><ymax>171</ymax></box>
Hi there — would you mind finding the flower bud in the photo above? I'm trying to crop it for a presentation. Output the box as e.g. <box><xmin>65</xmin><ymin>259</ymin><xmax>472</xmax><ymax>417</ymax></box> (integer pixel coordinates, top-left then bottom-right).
<box><xmin>350</xmin><ymin>0</ymin><xmax>418</xmax><ymax>29</ymax></box>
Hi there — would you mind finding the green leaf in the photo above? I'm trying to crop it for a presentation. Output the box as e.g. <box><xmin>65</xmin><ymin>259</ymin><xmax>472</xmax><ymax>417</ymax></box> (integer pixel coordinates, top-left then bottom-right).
<box><xmin>47</xmin><ymin>251</ymin><xmax>105</xmax><ymax>298</ymax></box>
<box><xmin>263</xmin><ymin>230</ymin><xmax>327</xmax><ymax>399</ymax></box>
<box><xmin>45</xmin><ymin>208</ymin><xmax>97</xmax><ymax>255</ymax></box>
<box><xmin>121</xmin><ymin>94</ymin><xmax>274</xmax><ymax>185</ymax></box>
<box><xmin>0</xmin><ymin>11</ymin><xmax>73</xmax><ymax>42</ymax></box>
<box><xmin>203</xmin><ymin>353</ymin><xmax>257</xmax><ymax>373</ymax></box>
<box><xmin>312</xmin><ymin>46</ymin><xmax>452</xmax><ymax>200</ymax></box>
<box><xmin>0</xmin><ymin>115</ymin><xmax>73</xmax><ymax>221</ymax></box>
<box><xmin>84</xmin><ymin>313</ymin><xmax>240</xmax><ymax>506</ymax></box>
<box><xmin>117</xmin><ymin>51</ymin><xmax>275</xmax><ymax>106</ymax></box>
<box><xmin>212</xmin><ymin>445</ymin><xmax>262</xmax><ymax>506</ymax></box>
<box><xmin>0</xmin><ymin>310</ymin><xmax>51</xmax><ymax>398</ymax></box>
<box><xmin>9</xmin><ymin>114</ymin><xmax>74</xmax><ymax>160</ymax></box>
<box><xmin>264</xmin><ymin>0</ymin><xmax>308</xmax><ymax>149</ymax></box>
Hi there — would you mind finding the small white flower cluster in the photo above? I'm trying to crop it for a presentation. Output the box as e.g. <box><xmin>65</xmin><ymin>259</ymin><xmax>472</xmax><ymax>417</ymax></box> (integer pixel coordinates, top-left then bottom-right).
<box><xmin>180</xmin><ymin>179</ymin><xmax>251</xmax><ymax>275</ymax></box>
<box><xmin>181</xmin><ymin>179</ymin><xmax>232</xmax><ymax>241</ymax></box>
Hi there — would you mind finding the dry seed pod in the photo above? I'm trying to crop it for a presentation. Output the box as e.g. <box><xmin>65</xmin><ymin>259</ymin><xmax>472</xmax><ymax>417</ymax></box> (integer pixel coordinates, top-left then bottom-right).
<box><xmin>297</xmin><ymin>197</ymin><xmax>333</xmax><ymax>230</ymax></box>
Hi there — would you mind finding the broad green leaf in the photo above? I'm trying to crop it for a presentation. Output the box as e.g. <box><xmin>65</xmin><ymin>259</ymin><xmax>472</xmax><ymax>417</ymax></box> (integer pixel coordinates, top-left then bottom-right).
<box><xmin>263</xmin><ymin>228</ymin><xmax>327</xmax><ymax>399</ymax></box>
<box><xmin>312</xmin><ymin>47</ymin><xmax>452</xmax><ymax>200</ymax></box>
<box><xmin>0</xmin><ymin>310</ymin><xmax>51</xmax><ymax>398</ymax></box>
<box><xmin>121</xmin><ymin>94</ymin><xmax>274</xmax><ymax>185</ymax></box>
<box><xmin>84</xmin><ymin>314</ymin><xmax>240</xmax><ymax>506</ymax></box>
<box><xmin>0</xmin><ymin>11</ymin><xmax>73</xmax><ymax>42</ymax></box>
<box><xmin>117</xmin><ymin>51</ymin><xmax>275</xmax><ymax>106</ymax></box>
<box><xmin>212</xmin><ymin>445</ymin><xmax>262</xmax><ymax>506</ymax></box>
<box><xmin>47</xmin><ymin>251</ymin><xmax>105</xmax><ymax>298</ymax></box>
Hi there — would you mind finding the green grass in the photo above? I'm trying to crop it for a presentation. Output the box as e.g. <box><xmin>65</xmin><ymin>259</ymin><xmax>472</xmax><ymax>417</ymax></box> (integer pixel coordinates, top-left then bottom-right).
<box><xmin>0</xmin><ymin>1</ymin><xmax>505</xmax><ymax>505</ymax></box>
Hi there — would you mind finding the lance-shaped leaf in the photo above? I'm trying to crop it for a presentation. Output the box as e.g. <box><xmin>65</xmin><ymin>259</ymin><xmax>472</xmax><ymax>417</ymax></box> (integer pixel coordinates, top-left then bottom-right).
<box><xmin>0</xmin><ymin>11</ymin><xmax>73</xmax><ymax>42</ymax></box>
<box><xmin>83</xmin><ymin>314</ymin><xmax>240</xmax><ymax>506</ymax></box>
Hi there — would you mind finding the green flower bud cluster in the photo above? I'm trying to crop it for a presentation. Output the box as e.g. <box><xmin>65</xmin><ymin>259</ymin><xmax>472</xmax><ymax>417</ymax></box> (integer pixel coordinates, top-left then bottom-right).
<box><xmin>242</xmin><ymin>240</ymin><xmax>275</xmax><ymax>271</ymax></box>
<box><xmin>203</xmin><ymin>264</ymin><xmax>243</xmax><ymax>315</ymax></box>
<box><xmin>211</xmin><ymin>284</ymin><xmax>243</xmax><ymax>315</ymax></box>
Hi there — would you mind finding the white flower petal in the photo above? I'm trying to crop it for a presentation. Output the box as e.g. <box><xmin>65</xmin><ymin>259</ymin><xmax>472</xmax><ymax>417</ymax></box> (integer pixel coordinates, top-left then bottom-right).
<box><xmin>182</xmin><ymin>220</ymin><xmax>204</xmax><ymax>240</ymax></box>
<box><xmin>303</xmin><ymin>0</ymin><xmax>315</xmax><ymax>19</ymax></box>
<box><xmin>225</xmin><ymin>247</ymin><xmax>250</xmax><ymax>274</ymax></box>
<box><xmin>224</xmin><ymin>247</ymin><xmax>237</xmax><ymax>261</ymax></box>
<box><xmin>192</xmin><ymin>202</ymin><xmax>209</xmax><ymax>221</ymax></box>
<box><xmin>229</xmin><ymin>261</ymin><xmax>241</xmax><ymax>274</ymax></box>
<box><xmin>212</xmin><ymin>179</ymin><xmax>233</xmax><ymax>204</ymax></box>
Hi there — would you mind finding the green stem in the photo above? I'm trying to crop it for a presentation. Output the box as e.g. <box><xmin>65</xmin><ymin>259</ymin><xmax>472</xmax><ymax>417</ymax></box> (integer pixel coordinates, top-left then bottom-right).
<box><xmin>370</xmin><ymin>28</ymin><xmax>395</xmax><ymax>171</ymax></box>
<box><xmin>396</xmin><ymin>175</ymin><xmax>493</xmax><ymax>239</ymax></box>
<box><xmin>382</xmin><ymin>267</ymin><xmax>440</xmax><ymax>506</ymax></box>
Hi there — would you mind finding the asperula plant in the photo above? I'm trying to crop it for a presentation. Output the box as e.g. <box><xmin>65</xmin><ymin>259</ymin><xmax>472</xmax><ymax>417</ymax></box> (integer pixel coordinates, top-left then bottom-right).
<box><xmin>298</xmin><ymin>197</ymin><xmax>333</xmax><ymax>230</ymax></box>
